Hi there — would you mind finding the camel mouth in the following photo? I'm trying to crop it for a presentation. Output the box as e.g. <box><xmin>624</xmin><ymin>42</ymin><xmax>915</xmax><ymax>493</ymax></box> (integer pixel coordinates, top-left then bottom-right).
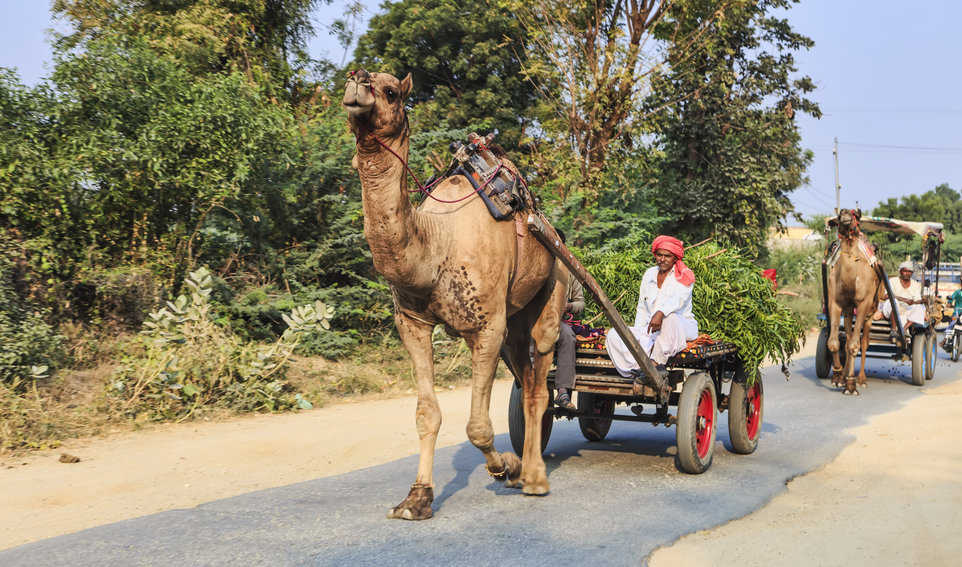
<box><xmin>344</xmin><ymin>102</ymin><xmax>373</xmax><ymax>118</ymax></box>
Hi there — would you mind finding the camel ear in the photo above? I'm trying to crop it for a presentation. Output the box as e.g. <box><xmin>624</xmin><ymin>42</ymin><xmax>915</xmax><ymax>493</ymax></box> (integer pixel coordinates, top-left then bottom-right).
<box><xmin>399</xmin><ymin>73</ymin><xmax>413</xmax><ymax>101</ymax></box>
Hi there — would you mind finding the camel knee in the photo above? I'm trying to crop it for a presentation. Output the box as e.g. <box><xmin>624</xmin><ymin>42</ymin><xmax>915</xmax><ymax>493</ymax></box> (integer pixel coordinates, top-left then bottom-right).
<box><xmin>827</xmin><ymin>337</ymin><xmax>840</xmax><ymax>352</ymax></box>
<box><xmin>847</xmin><ymin>339</ymin><xmax>861</xmax><ymax>356</ymax></box>
<box><xmin>466</xmin><ymin>417</ymin><xmax>494</xmax><ymax>452</ymax></box>
<box><xmin>532</xmin><ymin>321</ymin><xmax>561</xmax><ymax>355</ymax></box>
<box><xmin>415</xmin><ymin>399</ymin><xmax>441</xmax><ymax>439</ymax></box>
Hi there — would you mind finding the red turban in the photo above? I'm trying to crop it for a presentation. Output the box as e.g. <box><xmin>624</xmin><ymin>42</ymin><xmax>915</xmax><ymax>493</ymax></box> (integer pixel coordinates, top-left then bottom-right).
<box><xmin>651</xmin><ymin>235</ymin><xmax>695</xmax><ymax>286</ymax></box>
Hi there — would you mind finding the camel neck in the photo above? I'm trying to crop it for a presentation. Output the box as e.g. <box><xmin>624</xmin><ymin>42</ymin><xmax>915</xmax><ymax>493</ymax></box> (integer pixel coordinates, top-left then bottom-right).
<box><xmin>356</xmin><ymin>134</ymin><xmax>428</xmax><ymax>284</ymax></box>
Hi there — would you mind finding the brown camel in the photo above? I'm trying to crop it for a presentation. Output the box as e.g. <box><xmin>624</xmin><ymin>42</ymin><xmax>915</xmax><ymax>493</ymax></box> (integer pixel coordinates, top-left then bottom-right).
<box><xmin>826</xmin><ymin>208</ymin><xmax>883</xmax><ymax>395</ymax></box>
<box><xmin>342</xmin><ymin>70</ymin><xmax>567</xmax><ymax>519</ymax></box>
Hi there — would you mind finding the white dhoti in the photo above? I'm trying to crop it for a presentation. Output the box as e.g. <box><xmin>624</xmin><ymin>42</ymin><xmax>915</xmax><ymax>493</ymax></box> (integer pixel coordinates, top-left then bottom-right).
<box><xmin>880</xmin><ymin>300</ymin><xmax>926</xmax><ymax>327</ymax></box>
<box><xmin>606</xmin><ymin>313</ymin><xmax>699</xmax><ymax>377</ymax></box>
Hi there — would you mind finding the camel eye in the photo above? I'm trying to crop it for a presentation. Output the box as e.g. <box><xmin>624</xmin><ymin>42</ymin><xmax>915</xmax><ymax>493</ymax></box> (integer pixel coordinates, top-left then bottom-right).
<box><xmin>385</xmin><ymin>88</ymin><xmax>397</xmax><ymax>101</ymax></box>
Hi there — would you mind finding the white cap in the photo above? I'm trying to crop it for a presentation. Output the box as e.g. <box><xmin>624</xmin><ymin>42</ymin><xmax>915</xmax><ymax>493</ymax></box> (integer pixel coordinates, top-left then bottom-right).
<box><xmin>899</xmin><ymin>260</ymin><xmax>914</xmax><ymax>272</ymax></box>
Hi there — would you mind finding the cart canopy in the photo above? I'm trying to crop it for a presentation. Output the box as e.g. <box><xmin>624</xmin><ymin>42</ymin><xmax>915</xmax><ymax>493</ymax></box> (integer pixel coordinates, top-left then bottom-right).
<box><xmin>826</xmin><ymin>215</ymin><xmax>944</xmax><ymax>238</ymax></box>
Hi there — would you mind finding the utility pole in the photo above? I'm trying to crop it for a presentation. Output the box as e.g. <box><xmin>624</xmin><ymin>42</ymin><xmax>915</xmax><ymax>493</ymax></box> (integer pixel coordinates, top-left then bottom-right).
<box><xmin>833</xmin><ymin>137</ymin><xmax>841</xmax><ymax>214</ymax></box>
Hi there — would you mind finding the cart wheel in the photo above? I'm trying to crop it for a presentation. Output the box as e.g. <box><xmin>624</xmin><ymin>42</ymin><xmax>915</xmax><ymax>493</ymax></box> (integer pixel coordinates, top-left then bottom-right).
<box><xmin>925</xmin><ymin>331</ymin><xmax>937</xmax><ymax>380</ymax></box>
<box><xmin>815</xmin><ymin>327</ymin><xmax>831</xmax><ymax>379</ymax></box>
<box><xmin>952</xmin><ymin>332</ymin><xmax>960</xmax><ymax>362</ymax></box>
<box><xmin>727</xmin><ymin>376</ymin><xmax>763</xmax><ymax>455</ymax></box>
<box><xmin>676</xmin><ymin>372</ymin><xmax>717</xmax><ymax>474</ymax></box>
<box><xmin>508</xmin><ymin>380</ymin><xmax>553</xmax><ymax>456</ymax></box>
<box><xmin>577</xmin><ymin>392</ymin><xmax>615</xmax><ymax>442</ymax></box>
<box><xmin>910</xmin><ymin>333</ymin><xmax>925</xmax><ymax>386</ymax></box>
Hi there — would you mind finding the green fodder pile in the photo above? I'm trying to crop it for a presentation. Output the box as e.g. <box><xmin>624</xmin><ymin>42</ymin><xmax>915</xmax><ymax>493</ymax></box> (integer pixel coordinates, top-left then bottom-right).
<box><xmin>577</xmin><ymin>239</ymin><xmax>805</xmax><ymax>375</ymax></box>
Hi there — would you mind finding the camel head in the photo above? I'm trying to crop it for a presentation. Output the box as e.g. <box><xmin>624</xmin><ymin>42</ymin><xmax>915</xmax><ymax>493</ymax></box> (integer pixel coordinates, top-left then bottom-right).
<box><xmin>837</xmin><ymin>208</ymin><xmax>862</xmax><ymax>238</ymax></box>
<box><xmin>343</xmin><ymin>69</ymin><xmax>413</xmax><ymax>139</ymax></box>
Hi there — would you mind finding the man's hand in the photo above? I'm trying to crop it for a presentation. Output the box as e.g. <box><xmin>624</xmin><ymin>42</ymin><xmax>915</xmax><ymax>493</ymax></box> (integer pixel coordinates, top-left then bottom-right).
<box><xmin>648</xmin><ymin>311</ymin><xmax>665</xmax><ymax>334</ymax></box>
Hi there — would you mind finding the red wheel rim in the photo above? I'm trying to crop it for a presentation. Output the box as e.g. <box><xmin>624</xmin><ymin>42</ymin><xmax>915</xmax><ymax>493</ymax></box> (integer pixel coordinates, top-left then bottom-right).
<box><xmin>695</xmin><ymin>389</ymin><xmax>715</xmax><ymax>458</ymax></box>
<box><xmin>746</xmin><ymin>382</ymin><xmax>762</xmax><ymax>440</ymax></box>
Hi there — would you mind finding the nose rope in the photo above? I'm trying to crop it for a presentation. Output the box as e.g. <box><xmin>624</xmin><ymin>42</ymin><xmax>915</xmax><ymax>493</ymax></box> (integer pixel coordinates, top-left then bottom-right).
<box><xmin>348</xmin><ymin>70</ymin><xmax>376</xmax><ymax>98</ymax></box>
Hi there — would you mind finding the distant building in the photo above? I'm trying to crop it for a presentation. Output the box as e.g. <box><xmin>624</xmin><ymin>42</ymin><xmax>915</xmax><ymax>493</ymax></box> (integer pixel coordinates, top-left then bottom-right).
<box><xmin>767</xmin><ymin>226</ymin><xmax>824</xmax><ymax>249</ymax></box>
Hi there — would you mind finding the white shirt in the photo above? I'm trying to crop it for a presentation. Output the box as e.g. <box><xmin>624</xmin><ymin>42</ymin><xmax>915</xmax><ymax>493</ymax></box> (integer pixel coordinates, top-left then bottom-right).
<box><xmin>634</xmin><ymin>266</ymin><xmax>696</xmax><ymax>327</ymax></box>
<box><xmin>888</xmin><ymin>277</ymin><xmax>922</xmax><ymax>311</ymax></box>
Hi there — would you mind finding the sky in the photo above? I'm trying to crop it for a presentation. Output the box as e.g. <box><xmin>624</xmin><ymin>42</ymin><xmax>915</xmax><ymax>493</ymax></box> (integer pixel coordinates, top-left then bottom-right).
<box><xmin>1</xmin><ymin>0</ymin><xmax>960</xmax><ymax>221</ymax></box>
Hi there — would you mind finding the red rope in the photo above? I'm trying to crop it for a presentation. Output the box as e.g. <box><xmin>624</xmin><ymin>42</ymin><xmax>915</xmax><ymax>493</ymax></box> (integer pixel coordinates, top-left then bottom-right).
<box><xmin>372</xmin><ymin>136</ymin><xmax>506</xmax><ymax>204</ymax></box>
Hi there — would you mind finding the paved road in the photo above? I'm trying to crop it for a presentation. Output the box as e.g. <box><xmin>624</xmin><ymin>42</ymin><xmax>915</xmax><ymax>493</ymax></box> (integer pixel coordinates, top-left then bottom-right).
<box><xmin>4</xmin><ymin>353</ymin><xmax>958</xmax><ymax>567</ymax></box>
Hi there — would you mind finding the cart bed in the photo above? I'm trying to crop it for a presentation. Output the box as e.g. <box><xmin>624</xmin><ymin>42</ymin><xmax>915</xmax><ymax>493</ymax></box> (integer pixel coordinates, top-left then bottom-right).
<box><xmin>550</xmin><ymin>339</ymin><xmax>740</xmax><ymax>399</ymax></box>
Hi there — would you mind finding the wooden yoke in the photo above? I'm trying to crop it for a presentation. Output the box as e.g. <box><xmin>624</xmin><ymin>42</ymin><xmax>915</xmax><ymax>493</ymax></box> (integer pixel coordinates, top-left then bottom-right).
<box><xmin>526</xmin><ymin>213</ymin><xmax>671</xmax><ymax>402</ymax></box>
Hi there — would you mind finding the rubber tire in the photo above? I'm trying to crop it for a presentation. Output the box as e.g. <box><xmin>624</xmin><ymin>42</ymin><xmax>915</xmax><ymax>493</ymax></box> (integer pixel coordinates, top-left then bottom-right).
<box><xmin>728</xmin><ymin>377</ymin><xmax>763</xmax><ymax>455</ymax></box>
<box><xmin>815</xmin><ymin>327</ymin><xmax>831</xmax><ymax>379</ymax></box>
<box><xmin>911</xmin><ymin>334</ymin><xmax>925</xmax><ymax>386</ymax></box>
<box><xmin>926</xmin><ymin>331</ymin><xmax>937</xmax><ymax>381</ymax></box>
<box><xmin>952</xmin><ymin>332</ymin><xmax>960</xmax><ymax>362</ymax></box>
<box><xmin>577</xmin><ymin>392</ymin><xmax>615</xmax><ymax>442</ymax></box>
<box><xmin>676</xmin><ymin>372</ymin><xmax>717</xmax><ymax>474</ymax></box>
<box><xmin>508</xmin><ymin>380</ymin><xmax>553</xmax><ymax>456</ymax></box>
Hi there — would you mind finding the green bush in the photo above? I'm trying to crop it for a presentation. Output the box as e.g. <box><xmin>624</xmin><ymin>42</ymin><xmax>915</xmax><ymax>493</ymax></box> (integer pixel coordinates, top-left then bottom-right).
<box><xmin>0</xmin><ymin>235</ymin><xmax>64</xmax><ymax>389</ymax></box>
<box><xmin>109</xmin><ymin>267</ymin><xmax>332</xmax><ymax>421</ymax></box>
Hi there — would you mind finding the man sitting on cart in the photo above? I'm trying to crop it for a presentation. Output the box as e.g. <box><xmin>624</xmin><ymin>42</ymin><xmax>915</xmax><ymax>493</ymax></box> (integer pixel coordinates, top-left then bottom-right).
<box><xmin>554</xmin><ymin>230</ymin><xmax>585</xmax><ymax>411</ymax></box>
<box><xmin>606</xmin><ymin>235</ymin><xmax>699</xmax><ymax>377</ymax></box>
<box><xmin>873</xmin><ymin>260</ymin><xmax>926</xmax><ymax>331</ymax></box>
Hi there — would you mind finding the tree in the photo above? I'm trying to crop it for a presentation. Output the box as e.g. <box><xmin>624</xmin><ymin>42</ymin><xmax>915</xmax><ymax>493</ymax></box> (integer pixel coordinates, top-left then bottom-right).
<box><xmin>646</xmin><ymin>0</ymin><xmax>820</xmax><ymax>256</ymax></box>
<box><xmin>873</xmin><ymin>183</ymin><xmax>962</xmax><ymax>233</ymax></box>
<box><xmin>353</xmin><ymin>0</ymin><xmax>537</xmax><ymax>152</ymax></box>
<box><xmin>514</xmin><ymin>0</ymin><xmax>669</xmax><ymax>201</ymax></box>
<box><xmin>52</xmin><ymin>0</ymin><xmax>324</xmax><ymax>101</ymax></box>
<box><xmin>869</xmin><ymin>183</ymin><xmax>962</xmax><ymax>265</ymax></box>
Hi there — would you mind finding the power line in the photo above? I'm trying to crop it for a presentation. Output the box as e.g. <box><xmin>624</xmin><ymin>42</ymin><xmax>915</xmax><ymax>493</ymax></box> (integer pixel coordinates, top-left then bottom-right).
<box><xmin>822</xmin><ymin>108</ymin><xmax>962</xmax><ymax>115</ymax></box>
<box><xmin>840</xmin><ymin>141</ymin><xmax>962</xmax><ymax>153</ymax></box>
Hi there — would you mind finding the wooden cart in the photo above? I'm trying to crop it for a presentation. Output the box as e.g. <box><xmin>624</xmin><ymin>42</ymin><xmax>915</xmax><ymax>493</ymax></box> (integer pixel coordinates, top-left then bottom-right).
<box><xmin>507</xmin><ymin>338</ymin><xmax>761</xmax><ymax>474</ymax></box>
<box><xmin>508</xmin><ymin>214</ymin><xmax>761</xmax><ymax>474</ymax></box>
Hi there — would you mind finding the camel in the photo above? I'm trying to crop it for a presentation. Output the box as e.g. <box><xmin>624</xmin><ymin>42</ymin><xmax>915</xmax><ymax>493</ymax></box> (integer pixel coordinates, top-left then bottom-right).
<box><xmin>826</xmin><ymin>208</ymin><xmax>883</xmax><ymax>395</ymax></box>
<box><xmin>342</xmin><ymin>69</ymin><xmax>567</xmax><ymax>519</ymax></box>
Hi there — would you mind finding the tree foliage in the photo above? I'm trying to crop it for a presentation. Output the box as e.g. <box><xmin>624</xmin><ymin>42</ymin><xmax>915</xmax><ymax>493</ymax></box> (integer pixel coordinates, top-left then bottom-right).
<box><xmin>354</xmin><ymin>0</ymin><xmax>536</xmax><ymax>151</ymax></box>
<box><xmin>646</xmin><ymin>0</ymin><xmax>820</xmax><ymax>256</ymax></box>
<box><xmin>515</xmin><ymin>0</ymin><xmax>668</xmax><ymax>196</ymax></box>
<box><xmin>52</xmin><ymin>0</ymin><xmax>325</xmax><ymax>100</ymax></box>
<box><xmin>870</xmin><ymin>183</ymin><xmax>962</xmax><ymax>263</ymax></box>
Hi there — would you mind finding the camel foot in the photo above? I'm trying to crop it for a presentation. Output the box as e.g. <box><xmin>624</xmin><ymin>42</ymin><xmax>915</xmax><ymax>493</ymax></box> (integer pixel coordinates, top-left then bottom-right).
<box><xmin>843</xmin><ymin>379</ymin><xmax>859</xmax><ymax>396</ymax></box>
<box><xmin>488</xmin><ymin>452</ymin><xmax>522</xmax><ymax>487</ymax></box>
<box><xmin>387</xmin><ymin>483</ymin><xmax>434</xmax><ymax>521</ymax></box>
<box><xmin>857</xmin><ymin>377</ymin><xmax>868</xmax><ymax>387</ymax></box>
<box><xmin>522</xmin><ymin>477</ymin><xmax>550</xmax><ymax>496</ymax></box>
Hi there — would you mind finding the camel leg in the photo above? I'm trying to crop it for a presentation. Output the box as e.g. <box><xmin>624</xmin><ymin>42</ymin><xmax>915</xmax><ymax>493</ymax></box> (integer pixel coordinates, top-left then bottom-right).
<box><xmin>827</xmin><ymin>301</ymin><xmax>844</xmax><ymax>388</ymax></box>
<box><xmin>520</xmin><ymin>273</ymin><xmax>566</xmax><ymax>495</ymax></box>
<box><xmin>498</xmin><ymin>271</ymin><xmax>565</xmax><ymax>495</ymax></box>
<box><xmin>844</xmin><ymin>310</ymin><xmax>863</xmax><ymax>395</ymax></box>
<box><xmin>463</xmin><ymin>318</ymin><xmax>523</xmax><ymax>488</ymax></box>
<box><xmin>857</xmin><ymin>311</ymin><xmax>872</xmax><ymax>388</ymax></box>
<box><xmin>387</xmin><ymin>312</ymin><xmax>439</xmax><ymax>521</ymax></box>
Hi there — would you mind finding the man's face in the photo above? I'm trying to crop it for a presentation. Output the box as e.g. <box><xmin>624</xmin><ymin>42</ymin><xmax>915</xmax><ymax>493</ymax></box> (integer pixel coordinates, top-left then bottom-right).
<box><xmin>900</xmin><ymin>268</ymin><xmax>913</xmax><ymax>281</ymax></box>
<box><xmin>654</xmin><ymin>249</ymin><xmax>676</xmax><ymax>272</ymax></box>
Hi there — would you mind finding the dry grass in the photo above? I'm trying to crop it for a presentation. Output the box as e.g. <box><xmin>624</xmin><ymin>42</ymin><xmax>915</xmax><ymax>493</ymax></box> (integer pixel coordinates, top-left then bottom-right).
<box><xmin>1</xmin><ymin>329</ymin><xmax>508</xmax><ymax>455</ymax></box>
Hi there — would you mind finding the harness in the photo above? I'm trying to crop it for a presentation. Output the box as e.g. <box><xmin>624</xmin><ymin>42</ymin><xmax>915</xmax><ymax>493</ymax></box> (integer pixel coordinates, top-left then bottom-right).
<box><xmin>375</xmin><ymin>133</ymin><xmax>536</xmax><ymax>220</ymax></box>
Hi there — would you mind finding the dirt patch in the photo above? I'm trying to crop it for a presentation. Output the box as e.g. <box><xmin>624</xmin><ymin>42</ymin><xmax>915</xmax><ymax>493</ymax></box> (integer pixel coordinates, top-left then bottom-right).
<box><xmin>650</xmin><ymin>377</ymin><xmax>962</xmax><ymax>566</ymax></box>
